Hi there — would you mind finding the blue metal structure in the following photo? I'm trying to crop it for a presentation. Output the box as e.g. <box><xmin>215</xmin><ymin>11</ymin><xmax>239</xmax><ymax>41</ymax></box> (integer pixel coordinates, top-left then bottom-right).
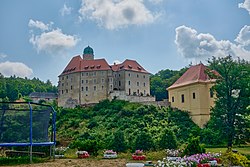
<box><xmin>0</xmin><ymin>102</ymin><xmax>56</xmax><ymax>162</ymax></box>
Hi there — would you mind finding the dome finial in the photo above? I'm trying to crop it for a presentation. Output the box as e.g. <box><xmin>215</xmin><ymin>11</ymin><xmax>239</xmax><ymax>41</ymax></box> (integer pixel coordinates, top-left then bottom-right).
<box><xmin>83</xmin><ymin>46</ymin><xmax>94</xmax><ymax>55</ymax></box>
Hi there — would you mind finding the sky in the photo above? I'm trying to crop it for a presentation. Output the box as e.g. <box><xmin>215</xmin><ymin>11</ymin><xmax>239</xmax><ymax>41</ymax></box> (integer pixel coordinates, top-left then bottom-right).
<box><xmin>0</xmin><ymin>0</ymin><xmax>250</xmax><ymax>85</ymax></box>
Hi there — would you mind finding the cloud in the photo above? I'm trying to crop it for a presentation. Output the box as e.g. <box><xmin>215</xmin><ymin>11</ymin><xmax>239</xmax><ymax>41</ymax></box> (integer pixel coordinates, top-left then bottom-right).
<box><xmin>28</xmin><ymin>19</ymin><xmax>79</xmax><ymax>54</ymax></box>
<box><xmin>175</xmin><ymin>25</ymin><xmax>250</xmax><ymax>62</ymax></box>
<box><xmin>235</xmin><ymin>25</ymin><xmax>250</xmax><ymax>47</ymax></box>
<box><xmin>0</xmin><ymin>53</ymin><xmax>7</xmax><ymax>59</ymax></box>
<box><xmin>29</xmin><ymin>29</ymin><xmax>79</xmax><ymax>54</ymax></box>
<box><xmin>148</xmin><ymin>0</ymin><xmax>163</xmax><ymax>4</ymax></box>
<box><xmin>239</xmin><ymin>0</ymin><xmax>250</xmax><ymax>14</ymax></box>
<box><xmin>60</xmin><ymin>4</ymin><xmax>73</xmax><ymax>16</ymax></box>
<box><xmin>28</xmin><ymin>19</ymin><xmax>53</xmax><ymax>31</ymax></box>
<box><xmin>79</xmin><ymin>0</ymin><xmax>159</xmax><ymax>30</ymax></box>
<box><xmin>0</xmin><ymin>61</ymin><xmax>33</xmax><ymax>78</ymax></box>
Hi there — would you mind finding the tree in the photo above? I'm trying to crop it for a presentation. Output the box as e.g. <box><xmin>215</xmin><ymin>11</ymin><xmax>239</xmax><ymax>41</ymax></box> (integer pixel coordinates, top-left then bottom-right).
<box><xmin>158</xmin><ymin>128</ymin><xmax>178</xmax><ymax>150</ymax></box>
<box><xmin>134</xmin><ymin>131</ymin><xmax>154</xmax><ymax>151</ymax></box>
<box><xmin>109</xmin><ymin>130</ymin><xmax>127</xmax><ymax>152</ymax></box>
<box><xmin>208</xmin><ymin>56</ymin><xmax>250</xmax><ymax>148</ymax></box>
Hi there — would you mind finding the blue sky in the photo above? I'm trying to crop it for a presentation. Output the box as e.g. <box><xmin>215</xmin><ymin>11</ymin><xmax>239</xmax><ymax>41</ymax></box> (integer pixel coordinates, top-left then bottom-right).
<box><xmin>0</xmin><ymin>0</ymin><xmax>250</xmax><ymax>85</ymax></box>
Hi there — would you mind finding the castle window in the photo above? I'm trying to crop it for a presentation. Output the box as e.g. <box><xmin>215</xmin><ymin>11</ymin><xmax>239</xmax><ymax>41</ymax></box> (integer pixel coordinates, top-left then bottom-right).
<box><xmin>86</xmin><ymin>80</ymin><xmax>88</xmax><ymax>84</ymax></box>
<box><xmin>128</xmin><ymin>81</ymin><xmax>131</xmax><ymax>85</ymax></box>
<box><xmin>128</xmin><ymin>73</ymin><xmax>131</xmax><ymax>77</ymax></box>
<box><xmin>62</xmin><ymin>76</ymin><xmax>64</xmax><ymax>80</ymax></box>
<box><xmin>93</xmin><ymin>72</ymin><xmax>96</xmax><ymax>76</ymax></box>
<box><xmin>210</xmin><ymin>89</ymin><xmax>214</xmax><ymax>98</ymax></box>
<box><xmin>82</xmin><ymin>87</ymin><xmax>84</xmax><ymax>91</ymax></box>
<box><xmin>61</xmin><ymin>90</ymin><xmax>64</xmax><ymax>94</ymax></box>
<box><xmin>144</xmin><ymin>90</ymin><xmax>146</xmax><ymax>95</ymax></box>
<box><xmin>181</xmin><ymin>94</ymin><xmax>185</xmax><ymax>103</ymax></box>
<box><xmin>143</xmin><ymin>75</ymin><xmax>145</xmax><ymax>78</ymax></box>
<box><xmin>82</xmin><ymin>80</ymin><xmax>84</xmax><ymax>84</ymax></box>
<box><xmin>144</xmin><ymin>83</ymin><xmax>146</xmax><ymax>87</ymax></box>
<box><xmin>94</xmin><ymin>86</ymin><xmax>96</xmax><ymax>91</ymax></box>
<box><xmin>119</xmin><ymin>74</ymin><xmax>121</xmax><ymax>77</ymax></box>
<box><xmin>137</xmin><ymin>74</ymin><xmax>139</xmax><ymax>78</ymax></box>
<box><xmin>129</xmin><ymin>88</ymin><xmax>131</xmax><ymax>95</ymax></box>
<box><xmin>193</xmin><ymin>92</ymin><xmax>196</xmax><ymax>99</ymax></box>
<box><xmin>66</xmin><ymin>89</ymin><xmax>68</xmax><ymax>93</ymax></box>
<box><xmin>102</xmin><ymin>78</ymin><xmax>104</xmax><ymax>83</ymax></box>
<box><xmin>137</xmin><ymin>89</ymin><xmax>139</xmax><ymax>95</ymax></box>
<box><xmin>66</xmin><ymin>76</ymin><xmax>68</xmax><ymax>79</ymax></box>
<box><xmin>102</xmin><ymin>86</ymin><xmax>104</xmax><ymax>90</ymax></box>
<box><xmin>86</xmin><ymin>72</ymin><xmax>89</xmax><ymax>76</ymax></box>
<box><xmin>86</xmin><ymin>87</ymin><xmax>88</xmax><ymax>91</ymax></box>
<box><xmin>71</xmin><ymin>86</ymin><xmax>73</xmax><ymax>90</ymax></box>
<box><xmin>119</xmin><ymin>81</ymin><xmax>121</xmax><ymax>86</ymax></box>
<box><xmin>94</xmin><ymin>79</ymin><xmax>97</xmax><ymax>84</ymax></box>
<box><xmin>137</xmin><ymin>82</ymin><xmax>139</xmax><ymax>86</ymax></box>
<box><xmin>172</xmin><ymin>96</ymin><xmax>174</xmax><ymax>102</ymax></box>
<box><xmin>115</xmin><ymin>74</ymin><xmax>117</xmax><ymax>78</ymax></box>
<box><xmin>62</xmin><ymin>83</ymin><xmax>64</xmax><ymax>86</ymax></box>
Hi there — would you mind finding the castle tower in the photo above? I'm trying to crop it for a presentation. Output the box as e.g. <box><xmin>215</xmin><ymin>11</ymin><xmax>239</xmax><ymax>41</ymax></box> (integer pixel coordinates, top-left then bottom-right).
<box><xmin>83</xmin><ymin>46</ymin><xmax>94</xmax><ymax>60</ymax></box>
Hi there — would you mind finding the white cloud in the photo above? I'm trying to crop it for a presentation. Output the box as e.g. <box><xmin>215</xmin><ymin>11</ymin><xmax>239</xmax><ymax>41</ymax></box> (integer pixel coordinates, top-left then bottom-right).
<box><xmin>79</xmin><ymin>0</ymin><xmax>159</xmax><ymax>30</ymax></box>
<box><xmin>0</xmin><ymin>53</ymin><xmax>7</xmax><ymax>59</ymax></box>
<box><xmin>148</xmin><ymin>0</ymin><xmax>163</xmax><ymax>4</ymax></box>
<box><xmin>239</xmin><ymin>0</ymin><xmax>250</xmax><ymax>14</ymax></box>
<box><xmin>29</xmin><ymin>29</ymin><xmax>79</xmax><ymax>54</ymax></box>
<box><xmin>235</xmin><ymin>25</ymin><xmax>250</xmax><ymax>48</ymax></box>
<box><xmin>60</xmin><ymin>4</ymin><xmax>73</xmax><ymax>16</ymax></box>
<box><xmin>28</xmin><ymin>19</ymin><xmax>53</xmax><ymax>31</ymax></box>
<box><xmin>0</xmin><ymin>61</ymin><xmax>33</xmax><ymax>78</ymax></box>
<box><xmin>175</xmin><ymin>25</ymin><xmax>250</xmax><ymax>62</ymax></box>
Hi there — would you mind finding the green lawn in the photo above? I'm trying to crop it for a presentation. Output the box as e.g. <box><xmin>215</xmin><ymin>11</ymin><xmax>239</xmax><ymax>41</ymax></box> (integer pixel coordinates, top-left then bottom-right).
<box><xmin>206</xmin><ymin>147</ymin><xmax>250</xmax><ymax>155</ymax></box>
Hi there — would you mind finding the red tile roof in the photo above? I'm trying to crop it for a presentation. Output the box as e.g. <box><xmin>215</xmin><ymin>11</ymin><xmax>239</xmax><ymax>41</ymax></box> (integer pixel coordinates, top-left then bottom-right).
<box><xmin>59</xmin><ymin>57</ymin><xmax>149</xmax><ymax>76</ymax></box>
<box><xmin>111</xmin><ymin>59</ymin><xmax>149</xmax><ymax>74</ymax></box>
<box><xmin>167</xmin><ymin>63</ymin><xmax>217</xmax><ymax>90</ymax></box>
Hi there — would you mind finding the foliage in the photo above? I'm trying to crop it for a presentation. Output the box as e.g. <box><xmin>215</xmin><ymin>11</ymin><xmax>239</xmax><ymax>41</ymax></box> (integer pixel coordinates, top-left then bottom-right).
<box><xmin>70</xmin><ymin>139</ymin><xmax>100</xmax><ymax>156</ymax></box>
<box><xmin>150</xmin><ymin>68</ymin><xmax>187</xmax><ymax>101</ymax></box>
<box><xmin>55</xmin><ymin>100</ymin><xmax>199</xmax><ymax>153</ymax></box>
<box><xmin>207</xmin><ymin>56</ymin><xmax>250</xmax><ymax>147</ymax></box>
<box><xmin>109</xmin><ymin>130</ymin><xmax>127</xmax><ymax>152</ymax></box>
<box><xmin>221</xmin><ymin>151</ymin><xmax>249</xmax><ymax>166</ymax></box>
<box><xmin>158</xmin><ymin>128</ymin><xmax>178</xmax><ymax>150</ymax></box>
<box><xmin>182</xmin><ymin>137</ymin><xmax>206</xmax><ymax>156</ymax></box>
<box><xmin>134</xmin><ymin>131</ymin><xmax>155</xmax><ymax>151</ymax></box>
<box><xmin>0</xmin><ymin>75</ymin><xmax>57</xmax><ymax>101</ymax></box>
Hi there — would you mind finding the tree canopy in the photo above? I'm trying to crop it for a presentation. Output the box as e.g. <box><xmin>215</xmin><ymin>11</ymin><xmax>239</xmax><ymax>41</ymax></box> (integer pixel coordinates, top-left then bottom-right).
<box><xmin>207</xmin><ymin>56</ymin><xmax>250</xmax><ymax>147</ymax></box>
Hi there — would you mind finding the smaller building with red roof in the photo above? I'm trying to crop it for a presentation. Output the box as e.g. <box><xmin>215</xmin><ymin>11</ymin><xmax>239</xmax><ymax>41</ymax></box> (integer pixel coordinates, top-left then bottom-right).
<box><xmin>167</xmin><ymin>63</ymin><xmax>217</xmax><ymax>127</ymax></box>
<box><xmin>58</xmin><ymin>46</ymin><xmax>155</xmax><ymax>108</ymax></box>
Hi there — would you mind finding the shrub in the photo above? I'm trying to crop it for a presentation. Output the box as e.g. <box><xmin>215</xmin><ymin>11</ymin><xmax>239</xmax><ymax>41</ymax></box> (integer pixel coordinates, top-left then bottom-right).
<box><xmin>158</xmin><ymin>128</ymin><xmax>178</xmax><ymax>150</ymax></box>
<box><xmin>221</xmin><ymin>151</ymin><xmax>249</xmax><ymax>166</ymax></box>
<box><xmin>182</xmin><ymin>137</ymin><xmax>205</xmax><ymax>156</ymax></box>
<box><xmin>134</xmin><ymin>131</ymin><xmax>154</xmax><ymax>151</ymax></box>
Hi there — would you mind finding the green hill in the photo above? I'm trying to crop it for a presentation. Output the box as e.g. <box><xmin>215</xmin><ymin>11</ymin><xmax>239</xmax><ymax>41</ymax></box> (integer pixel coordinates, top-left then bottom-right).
<box><xmin>55</xmin><ymin>99</ymin><xmax>199</xmax><ymax>152</ymax></box>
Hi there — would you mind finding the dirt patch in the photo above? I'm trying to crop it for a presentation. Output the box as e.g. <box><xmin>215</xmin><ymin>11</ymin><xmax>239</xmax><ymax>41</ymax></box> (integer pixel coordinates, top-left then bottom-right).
<box><xmin>3</xmin><ymin>158</ymin><xmax>128</xmax><ymax>167</ymax></box>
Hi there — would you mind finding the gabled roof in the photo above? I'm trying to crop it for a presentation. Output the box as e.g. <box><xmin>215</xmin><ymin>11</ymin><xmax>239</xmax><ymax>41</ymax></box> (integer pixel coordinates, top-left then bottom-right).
<box><xmin>80</xmin><ymin>59</ymin><xmax>111</xmax><ymax>72</ymax></box>
<box><xmin>59</xmin><ymin>56</ymin><xmax>112</xmax><ymax>76</ymax></box>
<box><xmin>111</xmin><ymin>59</ymin><xmax>149</xmax><ymax>74</ymax></box>
<box><xmin>167</xmin><ymin>63</ymin><xmax>217</xmax><ymax>90</ymax></box>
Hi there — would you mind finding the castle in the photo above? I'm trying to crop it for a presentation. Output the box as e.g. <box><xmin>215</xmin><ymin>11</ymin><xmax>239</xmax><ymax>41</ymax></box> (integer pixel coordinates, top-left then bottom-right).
<box><xmin>58</xmin><ymin>46</ymin><xmax>155</xmax><ymax>108</ymax></box>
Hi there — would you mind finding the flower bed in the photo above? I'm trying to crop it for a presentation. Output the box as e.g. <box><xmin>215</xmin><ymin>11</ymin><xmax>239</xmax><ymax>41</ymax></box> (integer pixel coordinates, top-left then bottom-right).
<box><xmin>103</xmin><ymin>150</ymin><xmax>117</xmax><ymax>159</ymax></box>
<box><xmin>76</xmin><ymin>151</ymin><xmax>89</xmax><ymax>158</ymax></box>
<box><xmin>155</xmin><ymin>152</ymin><xmax>221</xmax><ymax>167</ymax></box>
<box><xmin>132</xmin><ymin>150</ymin><xmax>146</xmax><ymax>160</ymax></box>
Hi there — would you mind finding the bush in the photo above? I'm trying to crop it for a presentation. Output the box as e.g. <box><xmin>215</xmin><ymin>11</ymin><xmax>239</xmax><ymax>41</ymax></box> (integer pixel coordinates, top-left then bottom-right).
<box><xmin>158</xmin><ymin>128</ymin><xmax>178</xmax><ymax>150</ymax></box>
<box><xmin>221</xmin><ymin>151</ymin><xmax>249</xmax><ymax>166</ymax></box>
<box><xmin>182</xmin><ymin>137</ymin><xmax>205</xmax><ymax>156</ymax></box>
<box><xmin>134</xmin><ymin>131</ymin><xmax>154</xmax><ymax>151</ymax></box>
<box><xmin>70</xmin><ymin>139</ymin><xmax>100</xmax><ymax>156</ymax></box>
<box><xmin>109</xmin><ymin>130</ymin><xmax>127</xmax><ymax>152</ymax></box>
